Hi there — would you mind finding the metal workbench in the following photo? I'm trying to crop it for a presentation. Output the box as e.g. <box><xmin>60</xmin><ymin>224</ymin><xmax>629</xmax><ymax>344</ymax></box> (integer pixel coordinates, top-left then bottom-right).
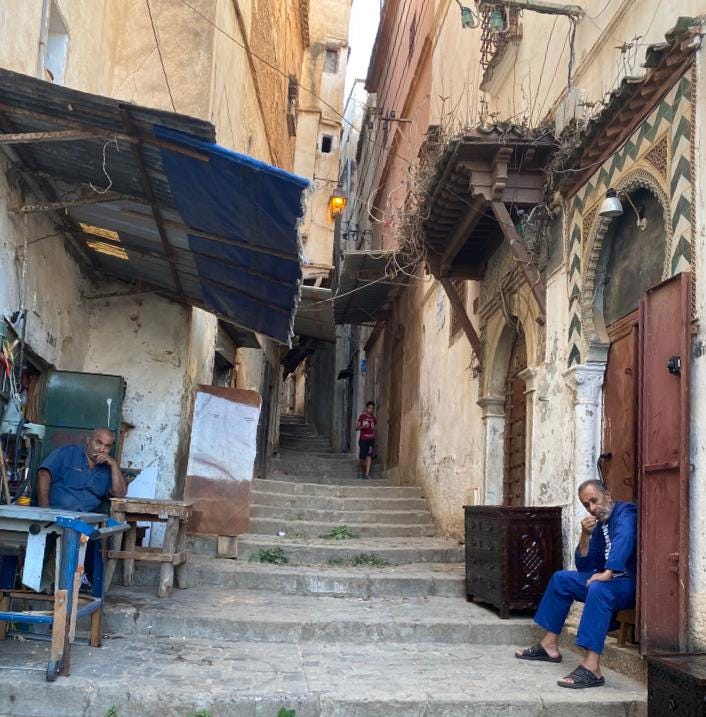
<box><xmin>0</xmin><ymin>506</ymin><xmax>128</xmax><ymax>680</ymax></box>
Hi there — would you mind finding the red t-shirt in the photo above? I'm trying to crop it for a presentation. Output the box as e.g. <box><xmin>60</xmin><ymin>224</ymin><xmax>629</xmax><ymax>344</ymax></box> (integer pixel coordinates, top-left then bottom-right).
<box><xmin>358</xmin><ymin>413</ymin><xmax>377</xmax><ymax>441</ymax></box>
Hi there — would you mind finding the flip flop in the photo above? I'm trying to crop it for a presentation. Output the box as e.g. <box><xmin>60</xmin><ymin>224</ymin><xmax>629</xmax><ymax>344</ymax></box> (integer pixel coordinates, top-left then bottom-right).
<box><xmin>558</xmin><ymin>665</ymin><xmax>605</xmax><ymax>689</ymax></box>
<box><xmin>515</xmin><ymin>644</ymin><xmax>562</xmax><ymax>663</ymax></box>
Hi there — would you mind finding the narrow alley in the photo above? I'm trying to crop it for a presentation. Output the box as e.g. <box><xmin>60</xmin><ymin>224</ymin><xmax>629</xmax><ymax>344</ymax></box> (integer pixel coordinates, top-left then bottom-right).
<box><xmin>0</xmin><ymin>419</ymin><xmax>645</xmax><ymax>715</ymax></box>
<box><xmin>1</xmin><ymin>1</ymin><xmax>706</xmax><ymax>715</ymax></box>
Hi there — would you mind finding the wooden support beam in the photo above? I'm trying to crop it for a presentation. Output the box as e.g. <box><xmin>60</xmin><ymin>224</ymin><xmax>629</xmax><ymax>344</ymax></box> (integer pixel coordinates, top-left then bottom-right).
<box><xmin>0</xmin><ymin>129</ymin><xmax>114</xmax><ymax>144</ymax></box>
<box><xmin>491</xmin><ymin>201</ymin><xmax>546</xmax><ymax>316</ymax></box>
<box><xmin>440</xmin><ymin>278</ymin><xmax>482</xmax><ymax>361</ymax></box>
<box><xmin>440</xmin><ymin>196</ymin><xmax>486</xmax><ymax>276</ymax></box>
<box><xmin>13</xmin><ymin>192</ymin><xmax>128</xmax><ymax>214</ymax></box>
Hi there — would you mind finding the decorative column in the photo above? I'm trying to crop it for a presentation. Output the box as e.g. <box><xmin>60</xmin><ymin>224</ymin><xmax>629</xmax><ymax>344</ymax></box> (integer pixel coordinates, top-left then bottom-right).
<box><xmin>519</xmin><ymin>366</ymin><xmax>538</xmax><ymax>505</ymax></box>
<box><xmin>478</xmin><ymin>396</ymin><xmax>506</xmax><ymax>505</ymax></box>
<box><xmin>563</xmin><ymin>363</ymin><xmax>606</xmax><ymax>527</ymax></box>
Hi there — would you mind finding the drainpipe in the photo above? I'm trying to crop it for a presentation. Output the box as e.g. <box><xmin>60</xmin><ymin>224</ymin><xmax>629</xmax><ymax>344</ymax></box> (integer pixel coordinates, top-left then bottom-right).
<box><xmin>37</xmin><ymin>0</ymin><xmax>50</xmax><ymax>79</ymax></box>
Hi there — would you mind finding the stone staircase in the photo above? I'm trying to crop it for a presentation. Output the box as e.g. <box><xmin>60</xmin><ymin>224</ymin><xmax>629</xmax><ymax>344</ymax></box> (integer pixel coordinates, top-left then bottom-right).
<box><xmin>0</xmin><ymin>417</ymin><xmax>647</xmax><ymax>716</ymax></box>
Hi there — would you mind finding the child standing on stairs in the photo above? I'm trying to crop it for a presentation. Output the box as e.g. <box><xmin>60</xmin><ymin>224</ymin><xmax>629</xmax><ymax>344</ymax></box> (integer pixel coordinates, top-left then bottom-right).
<box><xmin>355</xmin><ymin>401</ymin><xmax>377</xmax><ymax>479</ymax></box>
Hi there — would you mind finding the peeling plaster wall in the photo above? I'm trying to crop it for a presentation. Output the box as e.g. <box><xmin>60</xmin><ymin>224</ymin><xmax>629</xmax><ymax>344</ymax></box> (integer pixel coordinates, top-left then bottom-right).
<box><xmin>0</xmin><ymin>156</ymin><xmax>90</xmax><ymax>369</ymax></box>
<box><xmin>82</xmin><ymin>294</ymin><xmax>191</xmax><ymax>500</ymax></box>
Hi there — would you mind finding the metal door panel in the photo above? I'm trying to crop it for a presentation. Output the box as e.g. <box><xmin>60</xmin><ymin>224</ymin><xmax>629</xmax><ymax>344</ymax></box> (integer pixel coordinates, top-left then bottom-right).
<box><xmin>639</xmin><ymin>272</ymin><xmax>691</xmax><ymax>654</ymax></box>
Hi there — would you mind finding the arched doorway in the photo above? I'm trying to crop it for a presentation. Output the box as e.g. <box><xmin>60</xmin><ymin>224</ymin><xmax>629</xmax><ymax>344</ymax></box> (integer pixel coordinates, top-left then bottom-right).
<box><xmin>595</xmin><ymin>186</ymin><xmax>665</xmax><ymax>502</ymax></box>
<box><xmin>503</xmin><ymin>327</ymin><xmax>527</xmax><ymax>506</ymax></box>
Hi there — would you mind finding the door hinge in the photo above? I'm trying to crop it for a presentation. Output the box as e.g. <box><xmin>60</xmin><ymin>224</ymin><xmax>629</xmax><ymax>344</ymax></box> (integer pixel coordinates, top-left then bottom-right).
<box><xmin>668</xmin><ymin>552</ymin><xmax>680</xmax><ymax>574</ymax></box>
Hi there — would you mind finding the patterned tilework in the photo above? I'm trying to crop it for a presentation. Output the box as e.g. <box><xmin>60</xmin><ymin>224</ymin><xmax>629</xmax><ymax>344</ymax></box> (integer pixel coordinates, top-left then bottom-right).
<box><xmin>564</xmin><ymin>74</ymin><xmax>695</xmax><ymax>366</ymax></box>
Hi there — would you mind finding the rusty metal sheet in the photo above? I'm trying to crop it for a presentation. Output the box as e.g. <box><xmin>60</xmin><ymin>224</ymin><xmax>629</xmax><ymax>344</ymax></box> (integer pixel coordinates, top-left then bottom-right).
<box><xmin>639</xmin><ymin>272</ymin><xmax>691</xmax><ymax>654</ymax></box>
<box><xmin>184</xmin><ymin>476</ymin><xmax>250</xmax><ymax>536</ymax></box>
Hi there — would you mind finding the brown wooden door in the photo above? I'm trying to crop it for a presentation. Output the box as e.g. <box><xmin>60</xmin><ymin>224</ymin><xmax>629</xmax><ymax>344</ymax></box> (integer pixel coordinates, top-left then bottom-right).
<box><xmin>639</xmin><ymin>272</ymin><xmax>691</xmax><ymax>654</ymax></box>
<box><xmin>602</xmin><ymin>311</ymin><xmax>639</xmax><ymax>502</ymax></box>
<box><xmin>503</xmin><ymin>330</ymin><xmax>527</xmax><ymax>506</ymax></box>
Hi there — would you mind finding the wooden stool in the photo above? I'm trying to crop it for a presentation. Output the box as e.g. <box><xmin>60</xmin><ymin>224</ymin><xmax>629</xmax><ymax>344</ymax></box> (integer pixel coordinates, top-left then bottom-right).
<box><xmin>617</xmin><ymin>608</ymin><xmax>636</xmax><ymax>647</ymax></box>
<box><xmin>104</xmin><ymin>498</ymin><xmax>192</xmax><ymax>598</ymax></box>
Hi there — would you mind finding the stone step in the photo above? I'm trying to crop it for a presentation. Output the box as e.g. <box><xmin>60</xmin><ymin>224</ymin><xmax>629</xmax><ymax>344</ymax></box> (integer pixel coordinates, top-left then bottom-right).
<box><xmin>0</xmin><ymin>638</ymin><xmax>646</xmax><ymax>717</ymax></box>
<box><xmin>128</xmin><ymin>554</ymin><xmax>466</xmax><ymax>598</ymax></box>
<box><xmin>102</xmin><ymin>587</ymin><xmax>537</xmax><ymax>646</ymax></box>
<box><xmin>279</xmin><ymin>443</ymin><xmax>335</xmax><ymax>453</ymax></box>
<box><xmin>254</xmin><ymin>478</ymin><xmax>423</xmax><ymax>499</ymax></box>
<box><xmin>250</xmin><ymin>503</ymin><xmax>434</xmax><ymax>525</ymax></box>
<box><xmin>267</xmin><ymin>472</ymin><xmax>387</xmax><ymax>485</ymax></box>
<box><xmin>232</xmin><ymin>534</ymin><xmax>464</xmax><ymax>565</ymax></box>
<box><xmin>249</xmin><ymin>516</ymin><xmax>436</xmax><ymax>538</ymax></box>
<box><xmin>251</xmin><ymin>489</ymin><xmax>428</xmax><ymax>511</ymax></box>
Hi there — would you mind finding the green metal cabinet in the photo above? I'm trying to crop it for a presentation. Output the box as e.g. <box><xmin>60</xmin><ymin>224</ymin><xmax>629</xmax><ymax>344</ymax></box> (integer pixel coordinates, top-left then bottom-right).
<box><xmin>36</xmin><ymin>370</ymin><xmax>126</xmax><ymax>462</ymax></box>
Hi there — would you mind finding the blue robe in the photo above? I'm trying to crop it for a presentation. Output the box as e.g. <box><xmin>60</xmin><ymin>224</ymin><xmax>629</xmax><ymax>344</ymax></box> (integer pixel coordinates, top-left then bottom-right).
<box><xmin>534</xmin><ymin>501</ymin><xmax>637</xmax><ymax>654</ymax></box>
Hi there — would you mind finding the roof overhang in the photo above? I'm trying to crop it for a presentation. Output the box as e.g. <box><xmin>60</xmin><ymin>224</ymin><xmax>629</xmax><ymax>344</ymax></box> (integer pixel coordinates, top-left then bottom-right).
<box><xmin>0</xmin><ymin>69</ymin><xmax>309</xmax><ymax>345</ymax></box>
<box><xmin>293</xmin><ymin>286</ymin><xmax>336</xmax><ymax>342</ymax></box>
<box><xmin>556</xmin><ymin>18</ymin><xmax>703</xmax><ymax>197</ymax></box>
<box><xmin>423</xmin><ymin>127</ymin><xmax>556</xmax><ymax>280</ymax></box>
<box><xmin>334</xmin><ymin>250</ymin><xmax>406</xmax><ymax>325</ymax></box>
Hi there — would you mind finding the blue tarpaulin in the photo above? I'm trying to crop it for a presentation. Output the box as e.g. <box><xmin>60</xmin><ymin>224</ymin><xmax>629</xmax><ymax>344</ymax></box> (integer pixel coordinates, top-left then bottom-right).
<box><xmin>155</xmin><ymin>126</ymin><xmax>309</xmax><ymax>344</ymax></box>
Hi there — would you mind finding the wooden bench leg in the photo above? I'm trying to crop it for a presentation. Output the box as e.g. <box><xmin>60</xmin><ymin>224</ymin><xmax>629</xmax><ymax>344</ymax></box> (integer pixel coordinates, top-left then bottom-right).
<box><xmin>122</xmin><ymin>526</ymin><xmax>137</xmax><ymax>587</ymax></box>
<box><xmin>47</xmin><ymin>589</ymin><xmax>68</xmax><ymax>682</ymax></box>
<box><xmin>175</xmin><ymin>520</ymin><xmax>188</xmax><ymax>589</ymax></box>
<box><xmin>90</xmin><ymin>606</ymin><xmax>102</xmax><ymax>648</ymax></box>
<box><xmin>158</xmin><ymin>516</ymin><xmax>179</xmax><ymax>598</ymax></box>
<box><xmin>0</xmin><ymin>594</ymin><xmax>9</xmax><ymax>640</ymax></box>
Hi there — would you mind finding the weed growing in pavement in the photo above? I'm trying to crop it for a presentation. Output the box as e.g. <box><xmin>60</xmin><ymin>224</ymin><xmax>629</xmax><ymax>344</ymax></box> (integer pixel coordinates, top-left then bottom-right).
<box><xmin>105</xmin><ymin>709</ymin><xmax>118</xmax><ymax>717</ymax></box>
<box><xmin>277</xmin><ymin>709</ymin><xmax>296</xmax><ymax>717</ymax></box>
<box><xmin>322</xmin><ymin>525</ymin><xmax>356</xmax><ymax>540</ymax></box>
<box><xmin>328</xmin><ymin>553</ymin><xmax>389</xmax><ymax>568</ymax></box>
<box><xmin>249</xmin><ymin>547</ymin><xmax>289</xmax><ymax>564</ymax></box>
<box><xmin>187</xmin><ymin>711</ymin><xmax>212</xmax><ymax>717</ymax></box>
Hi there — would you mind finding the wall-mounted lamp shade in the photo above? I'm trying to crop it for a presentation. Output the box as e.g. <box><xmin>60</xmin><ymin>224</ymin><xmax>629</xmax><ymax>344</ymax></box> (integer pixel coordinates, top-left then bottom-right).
<box><xmin>329</xmin><ymin>187</ymin><xmax>348</xmax><ymax>217</ymax></box>
<box><xmin>599</xmin><ymin>188</ymin><xmax>623</xmax><ymax>218</ymax></box>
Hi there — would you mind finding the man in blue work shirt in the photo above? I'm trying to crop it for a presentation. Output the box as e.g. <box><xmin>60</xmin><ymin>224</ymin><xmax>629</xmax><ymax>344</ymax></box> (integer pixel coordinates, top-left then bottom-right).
<box><xmin>515</xmin><ymin>479</ymin><xmax>637</xmax><ymax>689</ymax></box>
<box><xmin>37</xmin><ymin>428</ymin><xmax>127</xmax><ymax>512</ymax></box>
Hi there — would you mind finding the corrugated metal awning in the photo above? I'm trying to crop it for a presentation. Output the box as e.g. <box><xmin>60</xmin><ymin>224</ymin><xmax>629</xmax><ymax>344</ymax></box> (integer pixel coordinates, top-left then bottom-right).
<box><xmin>334</xmin><ymin>250</ymin><xmax>405</xmax><ymax>325</ymax></box>
<box><xmin>0</xmin><ymin>69</ymin><xmax>309</xmax><ymax>345</ymax></box>
<box><xmin>293</xmin><ymin>286</ymin><xmax>335</xmax><ymax>342</ymax></box>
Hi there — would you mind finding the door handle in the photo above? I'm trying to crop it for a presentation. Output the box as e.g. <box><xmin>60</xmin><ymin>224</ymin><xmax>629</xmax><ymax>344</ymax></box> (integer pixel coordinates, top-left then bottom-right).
<box><xmin>668</xmin><ymin>552</ymin><xmax>679</xmax><ymax>574</ymax></box>
<box><xmin>667</xmin><ymin>355</ymin><xmax>681</xmax><ymax>375</ymax></box>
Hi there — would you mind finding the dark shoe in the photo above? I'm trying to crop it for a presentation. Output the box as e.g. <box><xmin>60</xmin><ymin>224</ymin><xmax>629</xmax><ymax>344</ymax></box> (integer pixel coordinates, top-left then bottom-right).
<box><xmin>558</xmin><ymin>665</ymin><xmax>605</xmax><ymax>689</ymax></box>
<box><xmin>515</xmin><ymin>644</ymin><xmax>562</xmax><ymax>663</ymax></box>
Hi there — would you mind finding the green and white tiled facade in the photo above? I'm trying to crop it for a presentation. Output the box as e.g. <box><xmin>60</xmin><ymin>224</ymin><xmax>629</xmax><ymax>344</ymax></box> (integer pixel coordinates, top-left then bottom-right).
<box><xmin>565</xmin><ymin>71</ymin><xmax>696</xmax><ymax>366</ymax></box>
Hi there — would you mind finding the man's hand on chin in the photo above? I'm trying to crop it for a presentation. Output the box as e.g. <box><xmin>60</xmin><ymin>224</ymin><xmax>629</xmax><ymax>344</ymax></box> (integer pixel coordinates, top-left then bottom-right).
<box><xmin>586</xmin><ymin>570</ymin><xmax>613</xmax><ymax>586</ymax></box>
<box><xmin>94</xmin><ymin>453</ymin><xmax>115</xmax><ymax>467</ymax></box>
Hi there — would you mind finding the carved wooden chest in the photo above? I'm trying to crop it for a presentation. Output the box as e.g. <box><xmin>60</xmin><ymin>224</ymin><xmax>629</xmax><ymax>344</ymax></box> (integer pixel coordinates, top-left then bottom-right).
<box><xmin>646</xmin><ymin>654</ymin><xmax>706</xmax><ymax>716</ymax></box>
<box><xmin>463</xmin><ymin>505</ymin><xmax>563</xmax><ymax>618</ymax></box>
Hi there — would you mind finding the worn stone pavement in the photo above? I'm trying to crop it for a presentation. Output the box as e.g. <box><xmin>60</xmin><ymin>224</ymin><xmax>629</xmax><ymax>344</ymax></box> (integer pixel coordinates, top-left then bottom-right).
<box><xmin>0</xmin><ymin>418</ymin><xmax>647</xmax><ymax>716</ymax></box>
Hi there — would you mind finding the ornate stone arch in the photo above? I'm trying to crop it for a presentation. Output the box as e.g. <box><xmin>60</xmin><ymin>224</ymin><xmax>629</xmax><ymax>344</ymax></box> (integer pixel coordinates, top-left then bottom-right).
<box><xmin>578</xmin><ymin>167</ymin><xmax>672</xmax><ymax>362</ymax></box>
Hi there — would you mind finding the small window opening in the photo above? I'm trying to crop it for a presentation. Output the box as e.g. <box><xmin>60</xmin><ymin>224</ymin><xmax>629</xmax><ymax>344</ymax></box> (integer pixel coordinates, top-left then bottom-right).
<box><xmin>43</xmin><ymin>2</ymin><xmax>69</xmax><ymax>84</ymax></box>
<box><xmin>321</xmin><ymin>134</ymin><xmax>333</xmax><ymax>153</ymax></box>
<box><xmin>324</xmin><ymin>48</ymin><xmax>339</xmax><ymax>74</ymax></box>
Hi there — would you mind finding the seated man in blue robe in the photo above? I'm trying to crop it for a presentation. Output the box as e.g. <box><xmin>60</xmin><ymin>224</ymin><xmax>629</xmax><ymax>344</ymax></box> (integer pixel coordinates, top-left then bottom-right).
<box><xmin>515</xmin><ymin>479</ymin><xmax>637</xmax><ymax>689</ymax></box>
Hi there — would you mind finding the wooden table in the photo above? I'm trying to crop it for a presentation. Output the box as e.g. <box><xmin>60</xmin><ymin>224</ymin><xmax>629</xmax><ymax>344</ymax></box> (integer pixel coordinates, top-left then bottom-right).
<box><xmin>0</xmin><ymin>506</ymin><xmax>128</xmax><ymax>680</ymax></box>
<box><xmin>105</xmin><ymin>498</ymin><xmax>192</xmax><ymax>597</ymax></box>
